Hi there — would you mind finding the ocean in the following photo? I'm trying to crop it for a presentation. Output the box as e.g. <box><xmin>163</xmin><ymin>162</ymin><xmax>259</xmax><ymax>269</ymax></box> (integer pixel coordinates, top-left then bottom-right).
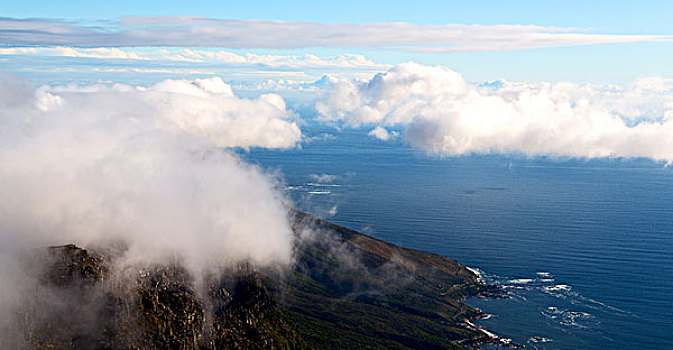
<box><xmin>240</xmin><ymin>126</ymin><xmax>673</xmax><ymax>349</ymax></box>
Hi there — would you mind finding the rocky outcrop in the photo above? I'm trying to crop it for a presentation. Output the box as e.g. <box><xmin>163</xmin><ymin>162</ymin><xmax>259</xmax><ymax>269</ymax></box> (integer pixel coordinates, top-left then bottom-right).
<box><xmin>19</xmin><ymin>245</ymin><xmax>301</xmax><ymax>350</ymax></box>
<box><xmin>13</xmin><ymin>212</ymin><xmax>500</xmax><ymax>349</ymax></box>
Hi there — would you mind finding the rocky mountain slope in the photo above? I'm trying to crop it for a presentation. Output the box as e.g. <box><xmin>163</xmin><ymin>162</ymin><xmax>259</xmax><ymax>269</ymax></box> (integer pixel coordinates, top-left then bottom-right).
<box><xmin>9</xmin><ymin>211</ymin><xmax>500</xmax><ymax>349</ymax></box>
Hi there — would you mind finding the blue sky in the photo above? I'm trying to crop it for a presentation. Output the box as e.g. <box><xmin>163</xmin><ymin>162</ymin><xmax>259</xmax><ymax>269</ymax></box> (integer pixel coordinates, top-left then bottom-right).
<box><xmin>1</xmin><ymin>0</ymin><xmax>672</xmax><ymax>83</ymax></box>
<box><xmin>4</xmin><ymin>0</ymin><xmax>673</xmax><ymax>32</ymax></box>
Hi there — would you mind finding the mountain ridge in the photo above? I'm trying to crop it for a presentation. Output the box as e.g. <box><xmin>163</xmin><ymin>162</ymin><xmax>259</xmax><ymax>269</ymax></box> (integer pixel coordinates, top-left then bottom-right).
<box><xmin>10</xmin><ymin>210</ymin><xmax>504</xmax><ymax>349</ymax></box>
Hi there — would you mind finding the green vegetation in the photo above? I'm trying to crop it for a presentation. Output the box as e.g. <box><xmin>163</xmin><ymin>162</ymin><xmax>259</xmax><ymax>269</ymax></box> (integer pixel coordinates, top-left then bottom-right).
<box><xmin>263</xmin><ymin>211</ymin><xmax>495</xmax><ymax>349</ymax></box>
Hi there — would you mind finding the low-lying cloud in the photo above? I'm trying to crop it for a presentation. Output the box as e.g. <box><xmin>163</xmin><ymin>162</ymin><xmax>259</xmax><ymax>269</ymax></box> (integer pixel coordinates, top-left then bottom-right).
<box><xmin>317</xmin><ymin>62</ymin><xmax>673</xmax><ymax>162</ymax></box>
<box><xmin>308</xmin><ymin>173</ymin><xmax>340</xmax><ymax>184</ymax></box>
<box><xmin>0</xmin><ymin>74</ymin><xmax>300</xmax><ymax>275</ymax></box>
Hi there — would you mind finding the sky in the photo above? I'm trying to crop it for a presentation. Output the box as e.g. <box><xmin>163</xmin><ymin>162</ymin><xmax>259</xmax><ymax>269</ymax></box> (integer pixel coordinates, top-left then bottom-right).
<box><xmin>1</xmin><ymin>0</ymin><xmax>672</xmax><ymax>163</ymax></box>
<box><xmin>1</xmin><ymin>0</ymin><xmax>672</xmax><ymax>83</ymax></box>
<box><xmin>3</xmin><ymin>0</ymin><xmax>673</xmax><ymax>31</ymax></box>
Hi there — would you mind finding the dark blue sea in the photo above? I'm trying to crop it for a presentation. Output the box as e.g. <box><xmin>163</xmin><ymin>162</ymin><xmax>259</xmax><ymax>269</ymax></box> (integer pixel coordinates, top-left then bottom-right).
<box><xmin>240</xmin><ymin>126</ymin><xmax>673</xmax><ymax>350</ymax></box>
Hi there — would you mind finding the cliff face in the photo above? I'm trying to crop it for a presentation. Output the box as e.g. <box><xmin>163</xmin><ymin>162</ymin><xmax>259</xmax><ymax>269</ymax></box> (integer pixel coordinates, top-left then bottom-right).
<box><xmin>12</xmin><ymin>212</ymin><xmax>496</xmax><ymax>349</ymax></box>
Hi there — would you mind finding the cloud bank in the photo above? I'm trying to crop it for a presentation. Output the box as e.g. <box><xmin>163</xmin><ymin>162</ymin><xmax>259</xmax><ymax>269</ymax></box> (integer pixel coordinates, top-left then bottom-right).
<box><xmin>317</xmin><ymin>63</ymin><xmax>673</xmax><ymax>162</ymax></box>
<box><xmin>1</xmin><ymin>17</ymin><xmax>669</xmax><ymax>52</ymax></box>
<box><xmin>0</xmin><ymin>74</ymin><xmax>301</xmax><ymax>278</ymax></box>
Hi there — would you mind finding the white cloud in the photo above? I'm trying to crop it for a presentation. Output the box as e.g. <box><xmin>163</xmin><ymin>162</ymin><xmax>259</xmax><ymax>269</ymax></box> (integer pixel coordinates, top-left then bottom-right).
<box><xmin>0</xmin><ymin>74</ymin><xmax>302</xmax><ymax>280</ymax></box>
<box><xmin>0</xmin><ymin>17</ymin><xmax>669</xmax><ymax>52</ymax></box>
<box><xmin>368</xmin><ymin>126</ymin><xmax>398</xmax><ymax>141</ymax></box>
<box><xmin>318</xmin><ymin>62</ymin><xmax>673</xmax><ymax>162</ymax></box>
<box><xmin>47</xmin><ymin>76</ymin><xmax>301</xmax><ymax>148</ymax></box>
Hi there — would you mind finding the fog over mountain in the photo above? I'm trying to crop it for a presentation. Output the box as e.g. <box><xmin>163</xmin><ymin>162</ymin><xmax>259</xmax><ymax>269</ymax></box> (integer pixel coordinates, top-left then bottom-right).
<box><xmin>0</xmin><ymin>75</ymin><xmax>301</xmax><ymax>339</ymax></box>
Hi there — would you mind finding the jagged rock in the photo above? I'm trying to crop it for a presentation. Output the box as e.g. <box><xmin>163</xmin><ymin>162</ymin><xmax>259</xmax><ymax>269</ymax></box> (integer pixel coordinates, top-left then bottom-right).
<box><xmin>135</xmin><ymin>265</ymin><xmax>204</xmax><ymax>349</ymax></box>
<box><xmin>45</xmin><ymin>244</ymin><xmax>106</xmax><ymax>286</ymax></box>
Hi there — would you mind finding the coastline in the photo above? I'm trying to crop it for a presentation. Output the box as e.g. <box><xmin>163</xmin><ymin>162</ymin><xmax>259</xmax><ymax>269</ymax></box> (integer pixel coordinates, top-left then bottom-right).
<box><xmin>290</xmin><ymin>209</ymin><xmax>515</xmax><ymax>349</ymax></box>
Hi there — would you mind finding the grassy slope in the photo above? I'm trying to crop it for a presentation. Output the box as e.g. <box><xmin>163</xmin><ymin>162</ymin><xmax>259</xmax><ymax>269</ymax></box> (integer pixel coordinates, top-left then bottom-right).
<box><xmin>263</xmin><ymin>211</ymin><xmax>494</xmax><ymax>350</ymax></box>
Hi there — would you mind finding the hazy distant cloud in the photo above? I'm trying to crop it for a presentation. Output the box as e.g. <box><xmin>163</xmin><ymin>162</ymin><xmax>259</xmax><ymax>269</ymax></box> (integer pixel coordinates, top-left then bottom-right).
<box><xmin>0</xmin><ymin>46</ymin><xmax>387</xmax><ymax>86</ymax></box>
<box><xmin>1</xmin><ymin>17</ymin><xmax>669</xmax><ymax>51</ymax></box>
<box><xmin>0</xmin><ymin>46</ymin><xmax>387</xmax><ymax>69</ymax></box>
<box><xmin>0</xmin><ymin>46</ymin><xmax>148</xmax><ymax>60</ymax></box>
<box><xmin>90</xmin><ymin>67</ymin><xmax>217</xmax><ymax>75</ymax></box>
<box><xmin>318</xmin><ymin>62</ymin><xmax>673</xmax><ymax>162</ymax></box>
